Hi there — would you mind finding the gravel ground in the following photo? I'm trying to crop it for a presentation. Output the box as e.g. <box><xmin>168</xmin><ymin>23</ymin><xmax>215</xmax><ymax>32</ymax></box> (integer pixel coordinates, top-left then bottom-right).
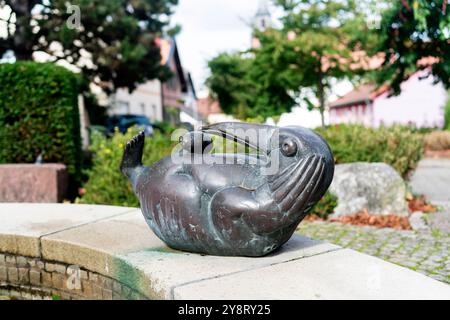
<box><xmin>297</xmin><ymin>221</ymin><xmax>450</xmax><ymax>284</ymax></box>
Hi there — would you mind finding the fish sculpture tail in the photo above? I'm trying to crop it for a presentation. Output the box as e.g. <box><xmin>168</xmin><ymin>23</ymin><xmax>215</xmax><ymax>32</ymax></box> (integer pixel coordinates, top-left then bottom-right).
<box><xmin>120</xmin><ymin>131</ymin><xmax>145</xmax><ymax>181</ymax></box>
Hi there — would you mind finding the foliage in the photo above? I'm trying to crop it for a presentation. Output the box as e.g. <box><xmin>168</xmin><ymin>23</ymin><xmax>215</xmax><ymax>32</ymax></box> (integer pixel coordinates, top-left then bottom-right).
<box><xmin>0</xmin><ymin>62</ymin><xmax>82</xmax><ymax>178</ymax></box>
<box><xmin>308</xmin><ymin>192</ymin><xmax>338</xmax><ymax>219</ymax></box>
<box><xmin>315</xmin><ymin>125</ymin><xmax>424</xmax><ymax>178</ymax></box>
<box><xmin>424</xmin><ymin>131</ymin><xmax>450</xmax><ymax>151</ymax></box>
<box><xmin>77</xmin><ymin>128</ymin><xmax>175</xmax><ymax>207</ymax></box>
<box><xmin>377</xmin><ymin>0</ymin><xmax>450</xmax><ymax>93</ymax></box>
<box><xmin>445</xmin><ymin>93</ymin><xmax>450</xmax><ymax>130</ymax></box>
<box><xmin>0</xmin><ymin>0</ymin><xmax>178</xmax><ymax>92</ymax></box>
<box><xmin>207</xmin><ymin>0</ymin><xmax>380</xmax><ymax>125</ymax></box>
<box><xmin>206</xmin><ymin>53</ymin><xmax>255</xmax><ymax>119</ymax></box>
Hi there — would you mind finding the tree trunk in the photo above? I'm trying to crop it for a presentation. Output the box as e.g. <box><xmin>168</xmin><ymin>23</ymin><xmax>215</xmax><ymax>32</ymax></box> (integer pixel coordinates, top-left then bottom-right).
<box><xmin>8</xmin><ymin>0</ymin><xmax>34</xmax><ymax>60</ymax></box>
<box><xmin>317</xmin><ymin>65</ymin><xmax>326</xmax><ymax>128</ymax></box>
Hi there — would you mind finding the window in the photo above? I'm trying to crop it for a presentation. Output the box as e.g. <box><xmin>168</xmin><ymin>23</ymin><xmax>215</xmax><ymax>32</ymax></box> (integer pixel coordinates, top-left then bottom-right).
<box><xmin>117</xmin><ymin>101</ymin><xmax>130</xmax><ymax>114</ymax></box>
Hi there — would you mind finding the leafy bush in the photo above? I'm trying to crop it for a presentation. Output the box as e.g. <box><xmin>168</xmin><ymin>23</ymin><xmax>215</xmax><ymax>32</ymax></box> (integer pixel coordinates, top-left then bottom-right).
<box><xmin>445</xmin><ymin>94</ymin><xmax>450</xmax><ymax>130</ymax></box>
<box><xmin>315</xmin><ymin>125</ymin><xmax>424</xmax><ymax>178</ymax></box>
<box><xmin>424</xmin><ymin>131</ymin><xmax>450</xmax><ymax>151</ymax></box>
<box><xmin>0</xmin><ymin>62</ymin><xmax>82</xmax><ymax>178</ymax></box>
<box><xmin>308</xmin><ymin>192</ymin><xmax>338</xmax><ymax>219</ymax></box>
<box><xmin>77</xmin><ymin>129</ymin><xmax>175</xmax><ymax>207</ymax></box>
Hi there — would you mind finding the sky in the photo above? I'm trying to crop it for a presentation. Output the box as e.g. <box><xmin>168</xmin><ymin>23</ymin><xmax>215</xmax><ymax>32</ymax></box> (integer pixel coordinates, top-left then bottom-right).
<box><xmin>171</xmin><ymin>0</ymin><xmax>269</xmax><ymax>97</ymax></box>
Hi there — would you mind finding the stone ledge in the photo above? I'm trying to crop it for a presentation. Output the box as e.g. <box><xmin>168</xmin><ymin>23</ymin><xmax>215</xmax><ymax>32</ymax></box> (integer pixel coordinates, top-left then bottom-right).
<box><xmin>0</xmin><ymin>204</ymin><xmax>449</xmax><ymax>300</ymax></box>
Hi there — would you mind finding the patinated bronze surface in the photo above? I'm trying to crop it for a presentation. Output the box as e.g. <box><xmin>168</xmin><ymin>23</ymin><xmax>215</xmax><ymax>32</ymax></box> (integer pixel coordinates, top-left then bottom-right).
<box><xmin>121</xmin><ymin>122</ymin><xmax>334</xmax><ymax>257</ymax></box>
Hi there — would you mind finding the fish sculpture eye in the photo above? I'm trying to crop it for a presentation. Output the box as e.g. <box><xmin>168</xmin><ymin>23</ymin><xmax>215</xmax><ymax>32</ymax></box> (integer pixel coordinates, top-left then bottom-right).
<box><xmin>281</xmin><ymin>138</ymin><xmax>298</xmax><ymax>157</ymax></box>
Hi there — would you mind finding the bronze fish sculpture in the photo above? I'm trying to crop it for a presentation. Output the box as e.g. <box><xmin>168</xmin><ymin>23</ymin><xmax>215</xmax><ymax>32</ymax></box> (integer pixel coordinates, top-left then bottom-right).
<box><xmin>121</xmin><ymin>122</ymin><xmax>334</xmax><ymax>257</ymax></box>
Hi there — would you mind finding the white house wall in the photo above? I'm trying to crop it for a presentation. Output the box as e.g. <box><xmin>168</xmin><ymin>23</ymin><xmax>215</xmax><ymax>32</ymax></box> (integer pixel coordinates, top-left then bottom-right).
<box><xmin>111</xmin><ymin>80</ymin><xmax>164</xmax><ymax>122</ymax></box>
<box><xmin>373</xmin><ymin>71</ymin><xmax>447</xmax><ymax>128</ymax></box>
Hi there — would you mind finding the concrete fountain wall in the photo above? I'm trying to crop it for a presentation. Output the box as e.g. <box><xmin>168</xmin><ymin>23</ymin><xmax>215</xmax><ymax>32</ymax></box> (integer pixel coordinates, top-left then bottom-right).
<box><xmin>0</xmin><ymin>204</ymin><xmax>449</xmax><ymax>300</ymax></box>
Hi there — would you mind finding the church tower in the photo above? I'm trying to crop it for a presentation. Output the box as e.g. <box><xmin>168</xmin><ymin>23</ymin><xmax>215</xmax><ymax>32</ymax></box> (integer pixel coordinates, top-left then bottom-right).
<box><xmin>252</xmin><ymin>0</ymin><xmax>272</xmax><ymax>48</ymax></box>
<box><xmin>254</xmin><ymin>0</ymin><xmax>272</xmax><ymax>31</ymax></box>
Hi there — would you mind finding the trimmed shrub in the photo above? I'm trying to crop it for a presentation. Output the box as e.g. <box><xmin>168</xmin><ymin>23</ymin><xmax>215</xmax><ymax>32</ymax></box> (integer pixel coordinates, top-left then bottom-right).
<box><xmin>315</xmin><ymin>125</ymin><xmax>424</xmax><ymax>178</ymax></box>
<box><xmin>0</xmin><ymin>62</ymin><xmax>82</xmax><ymax>178</ymax></box>
<box><xmin>77</xmin><ymin>129</ymin><xmax>175</xmax><ymax>207</ymax></box>
<box><xmin>445</xmin><ymin>94</ymin><xmax>450</xmax><ymax>130</ymax></box>
<box><xmin>424</xmin><ymin>131</ymin><xmax>450</xmax><ymax>151</ymax></box>
<box><xmin>309</xmin><ymin>192</ymin><xmax>338</xmax><ymax>219</ymax></box>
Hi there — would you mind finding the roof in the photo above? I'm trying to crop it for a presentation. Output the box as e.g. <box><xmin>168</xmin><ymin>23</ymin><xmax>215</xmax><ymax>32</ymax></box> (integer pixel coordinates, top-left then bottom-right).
<box><xmin>329</xmin><ymin>83</ymin><xmax>388</xmax><ymax>108</ymax></box>
<box><xmin>156</xmin><ymin>37</ymin><xmax>191</xmax><ymax>94</ymax></box>
<box><xmin>197</xmin><ymin>97</ymin><xmax>222</xmax><ymax>117</ymax></box>
<box><xmin>158</xmin><ymin>39</ymin><xmax>172</xmax><ymax>65</ymax></box>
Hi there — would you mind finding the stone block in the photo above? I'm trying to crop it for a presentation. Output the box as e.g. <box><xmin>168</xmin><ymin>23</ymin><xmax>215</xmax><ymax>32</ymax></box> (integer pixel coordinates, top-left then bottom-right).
<box><xmin>89</xmin><ymin>272</ymin><xmax>99</xmax><ymax>283</ymax></box>
<box><xmin>113</xmin><ymin>281</ymin><xmax>122</xmax><ymax>294</ymax></box>
<box><xmin>52</xmin><ymin>273</ymin><xmax>66</xmax><ymax>290</ymax></box>
<box><xmin>81</xmin><ymin>280</ymin><xmax>93</xmax><ymax>298</ymax></box>
<box><xmin>7</xmin><ymin>267</ymin><xmax>19</xmax><ymax>283</ymax></box>
<box><xmin>54</xmin><ymin>264</ymin><xmax>66</xmax><ymax>274</ymax></box>
<box><xmin>41</xmin><ymin>271</ymin><xmax>52</xmax><ymax>288</ymax></box>
<box><xmin>18</xmin><ymin>268</ymin><xmax>29</xmax><ymax>284</ymax></box>
<box><xmin>5</xmin><ymin>256</ymin><xmax>16</xmax><ymax>266</ymax></box>
<box><xmin>30</xmin><ymin>270</ymin><xmax>41</xmax><ymax>286</ymax></box>
<box><xmin>45</xmin><ymin>263</ymin><xmax>56</xmax><ymax>272</ymax></box>
<box><xmin>330</xmin><ymin>163</ymin><xmax>409</xmax><ymax>217</ymax></box>
<box><xmin>100</xmin><ymin>276</ymin><xmax>113</xmax><ymax>290</ymax></box>
<box><xmin>0</xmin><ymin>164</ymin><xmax>69</xmax><ymax>203</ymax></box>
<box><xmin>0</xmin><ymin>203</ymin><xmax>137</xmax><ymax>258</ymax></box>
<box><xmin>102</xmin><ymin>289</ymin><xmax>113</xmax><ymax>300</ymax></box>
<box><xmin>80</xmin><ymin>270</ymin><xmax>88</xmax><ymax>280</ymax></box>
<box><xmin>0</xmin><ymin>266</ymin><xmax>7</xmax><ymax>281</ymax></box>
<box><xmin>173</xmin><ymin>249</ymin><xmax>450</xmax><ymax>300</ymax></box>
<box><xmin>92</xmin><ymin>284</ymin><xmax>103</xmax><ymax>300</ymax></box>
<box><xmin>16</xmin><ymin>256</ymin><xmax>28</xmax><ymax>268</ymax></box>
<box><xmin>0</xmin><ymin>254</ymin><xmax>5</xmax><ymax>266</ymax></box>
<box><xmin>113</xmin><ymin>291</ymin><xmax>123</xmax><ymax>300</ymax></box>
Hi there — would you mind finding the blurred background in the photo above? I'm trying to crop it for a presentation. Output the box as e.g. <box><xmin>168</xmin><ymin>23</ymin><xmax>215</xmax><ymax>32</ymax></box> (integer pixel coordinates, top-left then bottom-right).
<box><xmin>0</xmin><ymin>0</ymin><xmax>449</xmax><ymax>285</ymax></box>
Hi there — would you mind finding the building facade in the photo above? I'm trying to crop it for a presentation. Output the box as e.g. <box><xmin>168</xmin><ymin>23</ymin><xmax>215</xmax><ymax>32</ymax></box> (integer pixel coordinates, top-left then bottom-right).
<box><xmin>110</xmin><ymin>38</ymin><xmax>198</xmax><ymax>125</ymax></box>
<box><xmin>329</xmin><ymin>70</ymin><xmax>448</xmax><ymax>128</ymax></box>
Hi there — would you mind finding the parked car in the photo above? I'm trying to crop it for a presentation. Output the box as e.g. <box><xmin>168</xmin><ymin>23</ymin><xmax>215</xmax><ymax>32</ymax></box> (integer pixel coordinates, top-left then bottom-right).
<box><xmin>106</xmin><ymin>115</ymin><xmax>154</xmax><ymax>136</ymax></box>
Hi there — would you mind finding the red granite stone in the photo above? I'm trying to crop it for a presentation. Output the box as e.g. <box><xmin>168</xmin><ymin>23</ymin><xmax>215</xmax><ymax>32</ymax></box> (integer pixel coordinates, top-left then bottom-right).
<box><xmin>0</xmin><ymin>164</ymin><xmax>68</xmax><ymax>203</ymax></box>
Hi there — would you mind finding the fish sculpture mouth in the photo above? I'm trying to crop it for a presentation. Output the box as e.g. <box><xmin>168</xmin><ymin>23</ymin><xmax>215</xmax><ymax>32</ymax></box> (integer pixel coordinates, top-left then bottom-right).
<box><xmin>121</xmin><ymin>122</ymin><xmax>335</xmax><ymax>257</ymax></box>
<box><xmin>200</xmin><ymin>122</ymin><xmax>277</xmax><ymax>156</ymax></box>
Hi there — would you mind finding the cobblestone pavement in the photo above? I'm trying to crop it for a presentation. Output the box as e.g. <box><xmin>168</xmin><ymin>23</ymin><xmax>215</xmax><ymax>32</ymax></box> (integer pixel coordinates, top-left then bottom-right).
<box><xmin>297</xmin><ymin>221</ymin><xmax>450</xmax><ymax>284</ymax></box>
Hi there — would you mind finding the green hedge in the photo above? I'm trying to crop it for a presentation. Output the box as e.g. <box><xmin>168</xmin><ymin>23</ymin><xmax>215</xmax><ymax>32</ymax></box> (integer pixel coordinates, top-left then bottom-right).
<box><xmin>445</xmin><ymin>92</ymin><xmax>450</xmax><ymax>130</ymax></box>
<box><xmin>315</xmin><ymin>125</ymin><xmax>424</xmax><ymax>178</ymax></box>
<box><xmin>77</xmin><ymin>129</ymin><xmax>175</xmax><ymax>207</ymax></box>
<box><xmin>0</xmin><ymin>62</ymin><xmax>82</xmax><ymax>178</ymax></box>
